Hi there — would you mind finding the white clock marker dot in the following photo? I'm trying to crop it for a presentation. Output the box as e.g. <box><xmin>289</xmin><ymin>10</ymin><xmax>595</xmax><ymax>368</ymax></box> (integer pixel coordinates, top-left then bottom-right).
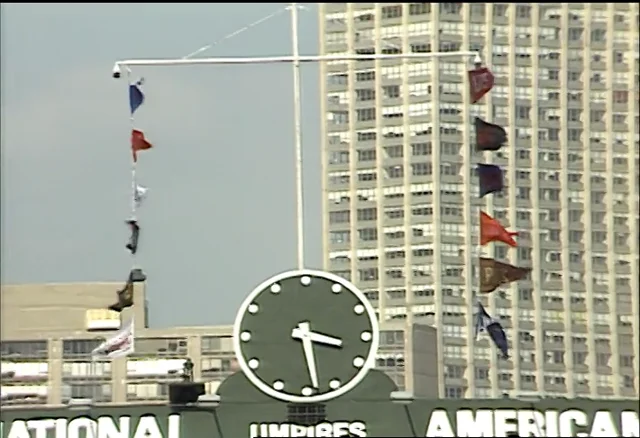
<box><xmin>248</xmin><ymin>303</ymin><xmax>259</xmax><ymax>314</ymax></box>
<box><xmin>353</xmin><ymin>357</ymin><xmax>365</xmax><ymax>368</ymax></box>
<box><xmin>300</xmin><ymin>276</ymin><xmax>311</xmax><ymax>286</ymax></box>
<box><xmin>329</xmin><ymin>379</ymin><xmax>341</xmax><ymax>389</ymax></box>
<box><xmin>360</xmin><ymin>331</ymin><xmax>372</xmax><ymax>342</ymax></box>
<box><xmin>331</xmin><ymin>284</ymin><xmax>342</xmax><ymax>293</ymax></box>
<box><xmin>270</xmin><ymin>284</ymin><xmax>281</xmax><ymax>293</ymax></box>
<box><xmin>301</xmin><ymin>386</ymin><xmax>314</xmax><ymax>396</ymax></box>
<box><xmin>354</xmin><ymin>304</ymin><xmax>365</xmax><ymax>315</ymax></box>
<box><xmin>240</xmin><ymin>331</ymin><xmax>252</xmax><ymax>342</ymax></box>
<box><xmin>273</xmin><ymin>380</ymin><xmax>284</xmax><ymax>391</ymax></box>
<box><xmin>248</xmin><ymin>359</ymin><xmax>260</xmax><ymax>369</ymax></box>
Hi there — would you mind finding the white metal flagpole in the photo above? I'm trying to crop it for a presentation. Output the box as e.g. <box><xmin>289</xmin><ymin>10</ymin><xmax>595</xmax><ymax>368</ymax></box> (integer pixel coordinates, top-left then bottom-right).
<box><xmin>112</xmin><ymin>51</ymin><xmax>479</xmax><ymax>71</ymax></box>
<box><xmin>112</xmin><ymin>48</ymin><xmax>480</xmax><ymax>269</ymax></box>
<box><xmin>289</xmin><ymin>2</ymin><xmax>305</xmax><ymax>270</ymax></box>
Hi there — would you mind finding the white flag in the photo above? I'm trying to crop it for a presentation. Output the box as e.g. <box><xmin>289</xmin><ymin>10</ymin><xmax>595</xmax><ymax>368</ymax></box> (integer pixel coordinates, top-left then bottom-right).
<box><xmin>134</xmin><ymin>185</ymin><xmax>148</xmax><ymax>208</ymax></box>
<box><xmin>91</xmin><ymin>319</ymin><xmax>135</xmax><ymax>360</ymax></box>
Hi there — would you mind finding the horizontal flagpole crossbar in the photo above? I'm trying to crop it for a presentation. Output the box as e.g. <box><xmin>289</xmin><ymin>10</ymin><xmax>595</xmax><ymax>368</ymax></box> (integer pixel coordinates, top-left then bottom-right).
<box><xmin>115</xmin><ymin>51</ymin><xmax>479</xmax><ymax>68</ymax></box>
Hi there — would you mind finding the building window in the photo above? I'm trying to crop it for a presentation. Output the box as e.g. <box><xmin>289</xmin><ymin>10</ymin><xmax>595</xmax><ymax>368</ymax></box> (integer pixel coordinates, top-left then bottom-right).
<box><xmin>445</xmin><ymin>386</ymin><xmax>464</xmax><ymax>398</ymax></box>
<box><xmin>201</xmin><ymin>357</ymin><xmax>234</xmax><ymax>375</ymax></box>
<box><xmin>613</xmin><ymin>90</ymin><xmax>629</xmax><ymax>104</ymax></box>
<box><xmin>1</xmin><ymin>341</ymin><xmax>48</xmax><ymax>359</ymax></box>
<box><xmin>591</xmin><ymin>29</ymin><xmax>606</xmax><ymax>42</ymax></box>
<box><xmin>329</xmin><ymin>230</ymin><xmax>350</xmax><ymax>244</ymax></box>
<box><xmin>568</xmin><ymin>28</ymin><xmax>583</xmax><ymax>41</ymax></box>
<box><xmin>201</xmin><ymin>336</ymin><xmax>227</xmax><ymax>352</ymax></box>
<box><xmin>62</xmin><ymin>361</ymin><xmax>111</xmax><ymax>377</ymax></box>
<box><xmin>381</xmin><ymin>5</ymin><xmax>402</xmax><ymax>19</ymax></box>
<box><xmin>357</xmin><ymin>207</ymin><xmax>377</xmax><ymax>221</ymax></box>
<box><xmin>358</xmin><ymin>229</ymin><xmax>378</xmax><ymax>244</ymax></box>
<box><xmin>356</xmin><ymin>108</ymin><xmax>376</xmax><ymax>122</ymax></box>
<box><xmin>445</xmin><ymin>365</ymin><xmax>464</xmax><ymax>379</ymax></box>
<box><xmin>62</xmin><ymin>339</ymin><xmax>103</xmax><ymax>358</ymax></box>
<box><xmin>329</xmin><ymin>211</ymin><xmax>350</xmax><ymax>225</ymax></box>
<box><xmin>516</xmin><ymin>5</ymin><xmax>531</xmax><ymax>18</ymax></box>
<box><xmin>357</xmin><ymin>149</ymin><xmax>376</xmax><ymax>162</ymax></box>
<box><xmin>409</xmin><ymin>3</ymin><xmax>430</xmax><ymax>15</ymax></box>
<box><xmin>381</xmin><ymin>330</ymin><xmax>404</xmax><ymax>345</ymax></box>
<box><xmin>64</xmin><ymin>383</ymin><xmax>112</xmax><ymax>403</ymax></box>
<box><xmin>475</xmin><ymin>367</ymin><xmax>490</xmax><ymax>380</ymax></box>
<box><xmin>356</xmin><ymin>89</ymin><xmax>375</xmax><ymax>102</ymax></box>
<box><xmin>127</xmin><ymin>383</ymin><xmax>169</xmax><ymax>401</ymax></box>
<box><xmin>131</xmin><ymin>338</ymin><xmax>188</xmax><ymax>358</ymax></box>
<box><xmin>382</xmin><ymin>85</ymin><xmax>401</xmax><ymax>99</ymax></box>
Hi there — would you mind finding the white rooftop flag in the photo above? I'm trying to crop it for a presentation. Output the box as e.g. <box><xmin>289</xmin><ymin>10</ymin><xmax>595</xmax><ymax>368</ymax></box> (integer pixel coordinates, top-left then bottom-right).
<box><xmin>134</xmin><ymin>185</ymin><xmax>148</xmax><ymax>208</ymax></box>
<box><xmin>91</xmin><ymin>319</ymin><xmax>135</xmax><ymax>360</ymax></box>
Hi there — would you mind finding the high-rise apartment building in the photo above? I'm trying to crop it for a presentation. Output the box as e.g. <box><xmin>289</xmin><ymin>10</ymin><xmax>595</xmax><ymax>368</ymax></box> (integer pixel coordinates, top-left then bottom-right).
<box><xmin>319</xmin><ymin>3</ymin><xmax>639</xmax><ymax>399</ymax></box>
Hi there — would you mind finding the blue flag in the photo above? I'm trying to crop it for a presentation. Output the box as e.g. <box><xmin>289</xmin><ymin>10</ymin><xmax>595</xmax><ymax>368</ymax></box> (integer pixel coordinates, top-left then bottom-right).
<box><xmin>475</xmin><ymin>301</ymin><xmax>509</xmax><ymax>359</ymax></box>
<box><xmin>129</xmin><ymin>79</ymin><xmax>145</xmax><ymax>115</ymax></box>
<box><xmin>477</xmin><ymin>163</ymin><xmax>504</xmax><ymax>198</ymax></box>
<box><xmin>487</xmin><ymin>321</ymin><xmax>509</xmax><ymax>359</ymax></box>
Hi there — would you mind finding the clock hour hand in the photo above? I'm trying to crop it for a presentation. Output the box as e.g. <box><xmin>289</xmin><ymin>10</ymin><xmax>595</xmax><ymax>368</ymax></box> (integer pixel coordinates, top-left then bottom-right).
<box><xmin>292</xmin><ymin>323</ymin><xmax>343</xmax><ymax>349</ymax></box>
<box><xmin>307</xmin><ymin>331</ymin><xmax>343</xmax><ymax>348</ymax></box>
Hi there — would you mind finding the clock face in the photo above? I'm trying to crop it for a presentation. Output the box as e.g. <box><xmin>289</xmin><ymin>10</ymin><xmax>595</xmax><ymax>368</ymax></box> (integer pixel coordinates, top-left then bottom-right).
<box><xmin>233</xmin><ymin>269</ymin><xmax>380</xmax><ymax>403</ymax></box>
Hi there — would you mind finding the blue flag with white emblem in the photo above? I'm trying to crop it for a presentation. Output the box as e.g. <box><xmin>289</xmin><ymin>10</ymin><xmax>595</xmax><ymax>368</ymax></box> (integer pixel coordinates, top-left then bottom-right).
<box><xmin>129</xmin><ymin>79</ymin><xmax>145</xmax><ymax>115</ymax></box>
<box><xmin>475</xmin><ymin>301</ymin><xmax>509</xmax><ymax>359</ymax></box>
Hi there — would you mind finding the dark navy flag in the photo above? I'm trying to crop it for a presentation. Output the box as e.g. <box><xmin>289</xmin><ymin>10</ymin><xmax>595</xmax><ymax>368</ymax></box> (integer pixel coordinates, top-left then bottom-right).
<box><xmin>477</xmin><ymin>164</ymin><xmax>504</xmax><ymax>198</ymax></box>
<box><xmin>487</xmin><ymin>321</ymin><xmax>509</xmax><ymax>359</ymax></box>
<box><xmin>129</xmin><ymin>79</ymin><xmax>145</xmax><ymax>115</ymax></box>
<box><xmin>475</xmin><ymin>117</ymin><xmax>507</xmax><ymax>151</ymax></box>
<box><xmin>125</xmin><ymin>219</ymin><xmax>140</xmax><ymax>255</ymax></box>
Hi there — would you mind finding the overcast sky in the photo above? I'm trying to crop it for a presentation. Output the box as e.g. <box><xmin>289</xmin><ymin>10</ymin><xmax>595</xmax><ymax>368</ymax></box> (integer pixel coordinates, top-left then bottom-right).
<box><xmin>1</xmin><ymin>3</ymin><xmax>323</xmax><ymax>327</ymax></box>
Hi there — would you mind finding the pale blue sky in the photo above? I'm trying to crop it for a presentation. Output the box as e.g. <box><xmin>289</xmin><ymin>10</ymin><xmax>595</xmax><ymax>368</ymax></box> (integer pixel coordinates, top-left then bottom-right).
<box><xmin>1</xmin><ymin>3</ymin><xmax>323</xmax><ymax>327</ymax></box>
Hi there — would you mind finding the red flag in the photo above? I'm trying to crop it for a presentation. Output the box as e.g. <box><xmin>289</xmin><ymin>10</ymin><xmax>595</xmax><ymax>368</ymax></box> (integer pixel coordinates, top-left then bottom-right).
<box><xmin>468</xmin><ymin>67</ymin><xmax>494</xmax><ymax>104</ymax></box>
<box><xmin>131</xmin><ymin>129</ymin><xmax>152</xmax><ymax>162</ymax></box>
<box><xmin>480</xmin><ymin>211</ymin><xmax>518</xmax><ymax>247</ymax></box>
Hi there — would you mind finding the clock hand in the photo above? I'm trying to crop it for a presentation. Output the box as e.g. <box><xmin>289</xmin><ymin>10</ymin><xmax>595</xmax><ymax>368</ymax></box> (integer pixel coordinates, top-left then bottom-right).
<box><xmin>307</xmin><ymin>331</ymin><xmax>343</xmax><ymax>348</ymax></box>
<box><xmin>291</xmin><ymin>322</ymin><xmax>319</xmax><ymax>388</ymax></box>
<box><xmin>301</xmin><ymin>336</ymin><xmax>319</xmax><ymax>388</ymax></box>
<box><xmin>291</xmin><ymin>321</ymin><xmax>310</xmax><ymax>341</ymax></box>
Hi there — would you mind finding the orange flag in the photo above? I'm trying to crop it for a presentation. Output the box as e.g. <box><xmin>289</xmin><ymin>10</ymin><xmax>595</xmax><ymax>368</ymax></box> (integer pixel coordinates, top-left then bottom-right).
<box><xmin>131</xmin><ymin>129</ymin><xmax>153</xmax><ymax>162</ymax></box>
<box><xmin>480</xmin><ymin>211</ymin><xmax>518</xmax><ymax>247</ymax></box>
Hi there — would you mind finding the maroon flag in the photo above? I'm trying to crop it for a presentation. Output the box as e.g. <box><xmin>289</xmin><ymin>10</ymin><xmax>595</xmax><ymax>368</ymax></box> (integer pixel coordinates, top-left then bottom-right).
<box><xmin>475</xmin><ymin>117</ymin><xmax>507</xmax><ymax>151</ymax></box>
<box><xmin>468</xmin><ymin>67</ymin><xmax>495</xmax><ymax>104</ymax></box>
<box><xmin>480</xmin><ymin>257</ymin><xmax>531</xmax><ymax>293</ymax></box>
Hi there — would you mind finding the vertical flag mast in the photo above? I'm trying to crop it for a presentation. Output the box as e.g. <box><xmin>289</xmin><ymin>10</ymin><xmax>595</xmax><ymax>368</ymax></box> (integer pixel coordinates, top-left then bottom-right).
<box><xmin>289</xmin><ymin>3</ymin><xmax>305</xmax><ymax>269</ymax></box>
<box><xmin>112</xmin><ymin>37</ymin><xmax>479</xmax><ymax>274</ymax></box>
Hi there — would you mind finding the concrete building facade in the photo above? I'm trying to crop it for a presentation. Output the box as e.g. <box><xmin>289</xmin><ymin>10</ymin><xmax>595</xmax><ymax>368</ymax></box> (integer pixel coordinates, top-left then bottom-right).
<box><xmin>319</xmin><ymin>3</ymin><xmax>639</xmax><ymax>399</ymax></box>
<box><xmin>0</xmin><ymin>281</ymin><xmax>438</xmax><ymax>407</ymax></box>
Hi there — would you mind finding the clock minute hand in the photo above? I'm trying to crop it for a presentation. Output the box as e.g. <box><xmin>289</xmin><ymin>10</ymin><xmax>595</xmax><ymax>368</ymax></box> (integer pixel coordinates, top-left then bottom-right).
<box><xmin>292</xmin><ymin>322</ymin><xmax>319</xmax><ymax>388</ymax></box>
<box><xmin>301</xmin><ymin>336</ymin><xmax>319</xmax><ymax>388</ymax></box>
<box><xmin>307</xmin><ymin>331</ymin><xmax>343</xmax><ymax>348</ymax></box>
